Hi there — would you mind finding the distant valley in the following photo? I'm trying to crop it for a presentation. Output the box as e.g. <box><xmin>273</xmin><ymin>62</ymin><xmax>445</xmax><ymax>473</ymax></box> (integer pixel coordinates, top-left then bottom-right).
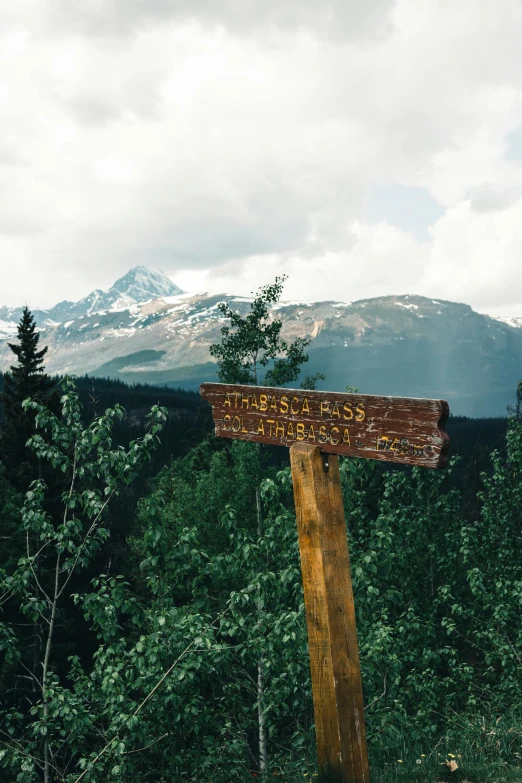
<box><xmin>1</xmin><ymin>265</ymin><xmax>521</xmax><ymax>417</ymax></box>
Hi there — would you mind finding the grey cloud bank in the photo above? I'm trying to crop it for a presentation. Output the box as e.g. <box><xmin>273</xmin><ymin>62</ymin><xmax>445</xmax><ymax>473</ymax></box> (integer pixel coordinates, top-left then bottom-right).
<box><xmin>45</xmin><ymin>0</ymin><xmax>394</xmax><ymax>41</ymax></box>
<box><xmin>0</xmin><ymin>0</ymin><xmax>522</xmax><ymax>317</ymax></box>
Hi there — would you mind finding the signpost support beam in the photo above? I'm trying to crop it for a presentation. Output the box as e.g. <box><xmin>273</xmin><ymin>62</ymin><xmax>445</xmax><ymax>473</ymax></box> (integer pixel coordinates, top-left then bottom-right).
<box><xmin>290</xmin><ymin>443</ymin><xmax>370</xmax><ymax>783</ymax></box>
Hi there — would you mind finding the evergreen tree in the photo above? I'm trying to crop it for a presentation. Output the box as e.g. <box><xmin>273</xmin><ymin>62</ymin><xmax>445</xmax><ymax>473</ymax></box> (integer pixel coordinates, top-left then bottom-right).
<box><xmin>0</xmin><ymin>306</ymin><xmax>56</xmax><ymax>489</ymax></box>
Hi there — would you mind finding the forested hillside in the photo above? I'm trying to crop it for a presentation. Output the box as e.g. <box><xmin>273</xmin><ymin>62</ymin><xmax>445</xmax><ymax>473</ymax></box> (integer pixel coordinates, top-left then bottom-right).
<box><xmin>0</xmin><ymin>292</ymin><xmax>521</xmax><ymax>783</ymax></box>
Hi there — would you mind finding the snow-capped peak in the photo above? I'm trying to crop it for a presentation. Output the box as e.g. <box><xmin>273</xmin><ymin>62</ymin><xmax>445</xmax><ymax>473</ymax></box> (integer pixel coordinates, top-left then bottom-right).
<box><xmin>0</xmin><ymin>266</ymin><xmax>185</xmax><ymax>326</ymax></box>
<box><xmin>110</xmin><ymin>266</ymin><xmax>183</xmax><ymax>303</ymax></box>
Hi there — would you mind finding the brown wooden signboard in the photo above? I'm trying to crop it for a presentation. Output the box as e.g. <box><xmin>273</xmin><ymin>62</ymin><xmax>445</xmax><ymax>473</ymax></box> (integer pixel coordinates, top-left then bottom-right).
<box><xmin>199</xmin><ymin>382</ymin><xmax>450</xmax><ymax>783</ymax></box>
<box><xmin>200</xmin><ymin>383</ymin><xmax>449</xmax><ymax>468</ymax></box>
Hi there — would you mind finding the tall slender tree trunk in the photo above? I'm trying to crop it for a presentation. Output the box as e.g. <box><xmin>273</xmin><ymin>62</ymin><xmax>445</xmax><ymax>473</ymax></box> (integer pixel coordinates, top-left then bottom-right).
<box><xmin>32</xmin><ymin>457</ymin><xmax>43</xmax><ymax>696</ymax></box>
<box><xmin>31</xmin><ymin>555</ymin><xmax>41</xmax><ymax>697</ymax></box>
<box><xmin>256</xmin><ymin>488</ymin><xmax>268</xmax><ymax>778</ymax></box>
<box><xmin>43</xmin><ymin>554</ymin><xmax>60</xmax><ymax>783</ymax></box>
<box><xmin>258</xmin><ymin>655</ymin><xmax>268</xmax><ymax>777</ymax></box>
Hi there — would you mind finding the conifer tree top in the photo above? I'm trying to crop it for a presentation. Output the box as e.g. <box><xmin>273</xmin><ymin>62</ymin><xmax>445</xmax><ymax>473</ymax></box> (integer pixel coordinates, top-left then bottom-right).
<box><xmin>8</xmin><ymin>306</ymin><xmax>48</xmax><ymax>377</ymax></box>
<box><xmin>3</xmin><ymin>306</ymin><xmax>54</xmax><ymax>403</ymax></box>
<box><xmin>0</xmin><ymin>306</ymin><xmax>55</xmax><ymax>489</ymax></box>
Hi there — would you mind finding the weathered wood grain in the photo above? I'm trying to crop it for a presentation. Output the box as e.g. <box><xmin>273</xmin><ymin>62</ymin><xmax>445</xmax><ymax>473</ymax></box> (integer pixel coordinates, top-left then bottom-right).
<box><xmin>291</xmin><ymin>444</ymin><xmax>370</xmax><ymax>783</ymax></box>
<box><xmin>200</xmin><ymin>382</ymin><xmax>450</xmax><ymax>469</ymax></box>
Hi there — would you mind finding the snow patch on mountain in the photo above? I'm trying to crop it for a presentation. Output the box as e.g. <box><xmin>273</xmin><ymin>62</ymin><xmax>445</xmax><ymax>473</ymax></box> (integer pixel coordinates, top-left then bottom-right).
<box><xmin>161</xmin><ymin>293</ymin><xmax>195</xmax><ymax>305</ymax></box>
<box><xmin>489</xmin><ymin>315</ymin><xmax>522</xmax><ymax>329</ymax></box>
<box><xmin>272</xmin><ymin>300</ymin><xmax>315</xmax><ymax>310</ymax></box>
<box><xmin>0</xmin><ymin>320</ymin><xmax>17</xmax><ymax>339</ymax></box>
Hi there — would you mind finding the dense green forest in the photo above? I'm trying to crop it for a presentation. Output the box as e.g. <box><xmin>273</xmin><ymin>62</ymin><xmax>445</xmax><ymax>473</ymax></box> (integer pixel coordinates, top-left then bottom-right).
<box><xmin>0</xmin><ymin>294</ymin><xmax>521</xmax><ymax>783</ymax></box>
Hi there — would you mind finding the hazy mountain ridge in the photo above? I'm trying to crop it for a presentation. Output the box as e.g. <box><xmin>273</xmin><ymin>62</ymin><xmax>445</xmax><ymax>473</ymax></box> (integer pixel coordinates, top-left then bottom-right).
<box><xmin>0</xmin><ymin>266</ymin><xmax>183</xmax><ymax>333</ymax></box>
<box><xmin>0</xmin><ymin>266</ymin><xmax>521</xmax><ymax>416</ymax></box>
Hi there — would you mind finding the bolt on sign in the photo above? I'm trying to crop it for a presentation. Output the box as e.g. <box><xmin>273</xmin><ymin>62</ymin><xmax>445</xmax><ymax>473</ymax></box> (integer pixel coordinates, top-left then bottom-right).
<box><xmin>200</xmin><ymin>382</ymin><xmax>450</xmax><ymax>783</ymax></box>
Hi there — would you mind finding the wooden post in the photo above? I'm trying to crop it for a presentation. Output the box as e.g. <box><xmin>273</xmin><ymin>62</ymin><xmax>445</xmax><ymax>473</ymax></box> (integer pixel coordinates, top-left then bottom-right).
<box><xmin>290</xmin><ymin>443</ymin><xmax>369</xmax><ymax>783</ymax></box>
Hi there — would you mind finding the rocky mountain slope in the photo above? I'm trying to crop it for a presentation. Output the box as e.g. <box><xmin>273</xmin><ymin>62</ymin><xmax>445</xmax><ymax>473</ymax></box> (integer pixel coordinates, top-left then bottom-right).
<box><xmin>1</xmin><ymin>266</ymin><xmax>521</xmax><ymax>417</ymax></box>
<box><xmin>0</xmin><ymin>266</ymin><xmax>183</xmax><ymax>329</ymax></box>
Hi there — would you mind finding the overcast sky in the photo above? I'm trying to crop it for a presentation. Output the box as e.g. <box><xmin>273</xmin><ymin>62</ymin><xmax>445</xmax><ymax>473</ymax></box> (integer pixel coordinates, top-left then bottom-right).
<box><xmin>1</xmin><ymin>0</ymin><xmax>522</xmax><ymax>315</ymax></box>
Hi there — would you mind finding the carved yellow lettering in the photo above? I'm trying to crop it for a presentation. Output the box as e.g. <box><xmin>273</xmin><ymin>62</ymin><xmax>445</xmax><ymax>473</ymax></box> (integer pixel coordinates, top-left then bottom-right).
<box><xmin>355</xmin><ymin>404</ymin><xmax>365</xmax><ymax>422</ymax></box>
<box><xmin>224</xmin><ymin>394</ymin><xmax>231</xmax><ymax>407</ymax></box>
<box><xmin>296</xmin><ymin>422</ymin><xmax>305</xmax><ymax>440</ymax></box>
<box><xmin>287</xmin><ymin>422</ymin><xmax>294</xmax><ymax>438</ymax></box>
<box><xmin>308</xmin><ymin>425</ymin><xmax>316</xmax><ymax>441</ymax></box>
<box><xmin>291</xmin><ymin>396</ymin><xmax>300</xmax><ymax>415</ymax></box>
<box><xmin>232</xmin><ymin>392</ymin><xmax>240</xmax><ymax>408</ymax></box>
<box><xmin>223</xmin><ymin>414</ymin><xmax>231</xmax><ymax>430</ymax></box>
<box><xmin>390</xmin><ymin>438</ymin><xmax>400</xmax><ymax>452</ymax></box>
<box><xmin>270</xmin><ymin>396</ymin><xmax>278</xmax><ymax>412</ymax></box>
<box><xmin>343</xmin><ymin>402</ymin><xmax>353</xmax><ymax>420</ymax></box>
<box><xmin>275</xmin><ymin>420</ymin><xmax>285</xmax><ymax>438</ymax></box>
<box><xmin>330</xmin><ymin>426</ymin><xmax>340</xmax><ymax>445</ymax></box>
<box><xmin>232</xmin><ymin>416</ymin><xmax>241</xmax><ymax>432</ymax></box>
<box><xmin>280</xmin><ymin>395</ymin><xmax>289</xmax><ymax>414</ymax></box>
<box><xmin>259</xmin><ymin>394</ymin><xmax>268</xmax><ymax>411</ymax></box>
<box><xmin>320</xmin><ymin>401</ymin><xmax>331</xmax><ymax>417</ymax></box>
<box><xmin>342</xmin><ymin>428</ymin><xmax>350</xmax><ymax>445</ymax></box>
<box><xmin>250</xmin><ymin>395</ymin><xmax>258</xmax><ymax>410</ymax></box>
<box><xmin>318</xmin><ymin>425</ymin><xmax>327</xmax><ymax>443</ymax></box>
<box><xmin>241</xmin><ymin>417</ymin><xmax>248</xmax><ymax>433</ymax></box>
<box><xmin>241</xmin><ymin>395</ymin><xmax>249</xmax><ymax>409</ymax></box>
<box><xmin>256</xmin><ymin>419</ymin><xmax>265</xmax><ymax>435</ymax></box>
<box><xmin>331</xmin><ymin>401</ymin><xmax>340</xmax><ymax>418</ymax></box>
<box><xmin>301</xmin><ymin>397</ymin><xmax>310</xmax><ymax>414</ymax></box>
<box><xmin>266</xmin><ymin>419</ymin><xmax>275</xmax><ymax>436</ymax></box>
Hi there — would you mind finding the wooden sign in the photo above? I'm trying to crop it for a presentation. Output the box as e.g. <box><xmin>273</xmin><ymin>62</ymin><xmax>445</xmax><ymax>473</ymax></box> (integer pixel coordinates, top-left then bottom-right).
<box><xmin>200</xmin><ymin>383</ymin><xmax>449</xmax><ymax>469</ymax></box>
<box><xmin>199</xmin><ymin>381</ymin><xmax>450</xmax><ymax>783</ymax></box>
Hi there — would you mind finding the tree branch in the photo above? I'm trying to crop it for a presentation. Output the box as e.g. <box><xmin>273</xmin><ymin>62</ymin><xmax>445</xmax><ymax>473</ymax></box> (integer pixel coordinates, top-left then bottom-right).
<box><xmin>364</xmin><ymin>672</ymin><xmax>387</xmax><ymax>711</ymax></box>
<box><xmin>72</xmin><ymin>600</ymin><xmax>235</xmax><ymax>783</ymax></box>
<box><xmin>123</xmin><ymin>732</ymin><xmax>169</xmax><ymax>756</ymax></box>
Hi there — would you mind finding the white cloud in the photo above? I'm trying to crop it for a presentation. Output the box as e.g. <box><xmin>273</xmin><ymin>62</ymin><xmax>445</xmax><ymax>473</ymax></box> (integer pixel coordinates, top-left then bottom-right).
<box><xmin>0</xmin><ymin>0</ymin><xmax>522</xmax><ymax>316</ymax></box>
<box><xmin>424</xmin><ymin>198</ymin><xmax>522</xmax><ymax>313</ymax></box>
<box><xmin>42</xmin><ymin>0</ymin><xmax>394</xmax><ymax>42</ymax></box>
<box><xmin>186</xmin><ymin>202</ymin><xmax>522</xmax><ymax>316</ymax></box>
<box><xmin>186</xmin><ymin>222</ymin><xmax>427</xmax><ymax>304</ymax></box>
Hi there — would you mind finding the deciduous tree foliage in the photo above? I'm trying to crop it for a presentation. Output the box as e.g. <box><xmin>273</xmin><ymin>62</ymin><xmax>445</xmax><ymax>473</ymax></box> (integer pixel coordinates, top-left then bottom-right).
<box><xmin>207</xmin><ymin>275</ymin><xmax>322</xmax><ymax>779</ymax></box>
<box><xmin>0</xmin><ymin>289</ymin><xmax>521</xmax><ymax>781</ymax></box>
<box><xmin>508</xmin><ymin>379</ymin><xmax>522</xmax><ymax>420</ymax></box>
<box><xmin>1</xmin><ymin>396</ymin><xmax>522</xmax><ymax>779</ymax></box>
<box><xmin>209</xmin><ymin>276</ymin><xmax>312</xmax><ymax>387</ymax></box>
<box><xmin>0</xmin><ymin>379</ymin><xmax>168</xmax><ymax>782</ymax></box>
<box><xmin>125</xmin><ymin>410</ymin><xmax>522</xmax><ymax>777</ymax></box>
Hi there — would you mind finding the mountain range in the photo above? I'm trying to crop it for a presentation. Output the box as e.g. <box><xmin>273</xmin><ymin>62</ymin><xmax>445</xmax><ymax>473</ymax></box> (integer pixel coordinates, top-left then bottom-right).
<box><xmin>1</xmin><ymin>265</ymin><xmax>521</xmax><ymax>417</ymax></box>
